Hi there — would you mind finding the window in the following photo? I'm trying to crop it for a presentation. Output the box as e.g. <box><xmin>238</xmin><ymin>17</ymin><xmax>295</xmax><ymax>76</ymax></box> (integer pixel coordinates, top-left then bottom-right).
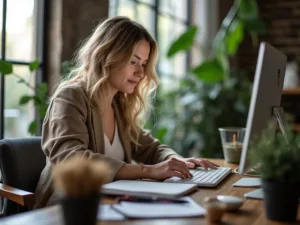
<box><xmin>109</xmin><ymin>0</ymin><xmax>191</xmax><ymax>79</ymax></box>
<box><xmin>110</xmin><ymin>0</ymin><xmax>192</xmax><ymax>146</ymax></box>
<box><xmin>0</xmin><ymin>0</ymin><xmax>47</xmax><ymax>138</ymax></box>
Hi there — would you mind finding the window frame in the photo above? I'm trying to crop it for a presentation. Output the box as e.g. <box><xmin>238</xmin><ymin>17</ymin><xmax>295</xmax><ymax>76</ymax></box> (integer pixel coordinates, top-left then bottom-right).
<box><xmin>110</xmin><ymin>0</ymin><xmax>192</xmax><ymax>78</ymax></box>
<box><xmin>0</xmin><ymin>0</ymin><xmax>48</xmax><ymax>138</ymax></box>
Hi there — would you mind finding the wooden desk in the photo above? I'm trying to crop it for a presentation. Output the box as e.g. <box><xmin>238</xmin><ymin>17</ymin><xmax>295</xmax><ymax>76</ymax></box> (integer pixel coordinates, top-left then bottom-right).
<box><xmin>0</xmin><ymin>159</ymin><xmax>299</xmax><ymax>225</ymax></box>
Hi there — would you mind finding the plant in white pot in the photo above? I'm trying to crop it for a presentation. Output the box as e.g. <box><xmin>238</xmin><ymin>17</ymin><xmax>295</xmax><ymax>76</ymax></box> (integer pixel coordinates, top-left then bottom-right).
<box><xmin>249</xmin><ymin>124</ymin><xmax>300</xmax><ymax>221</ymax></box>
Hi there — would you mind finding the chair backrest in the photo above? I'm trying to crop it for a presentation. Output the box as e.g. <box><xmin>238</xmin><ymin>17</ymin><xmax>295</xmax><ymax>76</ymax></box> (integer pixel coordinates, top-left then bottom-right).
<box><xmin>0</xmin><ymin>137</ymin><xmax>46</xmax><ymax>215</ymax></box>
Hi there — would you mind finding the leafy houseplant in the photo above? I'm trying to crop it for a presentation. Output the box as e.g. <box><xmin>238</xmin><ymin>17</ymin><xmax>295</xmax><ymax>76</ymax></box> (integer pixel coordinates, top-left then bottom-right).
<box><xmin>249</xmin><ymin>124</ymin><xmax>300</xmax><ymax>221</ymax></box>
<box><xmin>147</xmin><ymin>0</ymin><xmax>265</xmax><ymax>157</ymax></box>
<box><xmin>0</xmin><ymin>60</ymin><xmax>48</xmax><ymax>135</ymax></box>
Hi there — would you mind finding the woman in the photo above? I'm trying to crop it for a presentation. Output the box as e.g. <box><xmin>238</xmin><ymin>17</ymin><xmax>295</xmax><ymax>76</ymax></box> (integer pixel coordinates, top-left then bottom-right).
<box><xmin>34</xmin><ymin>16</ymin><xmax>217</xmax><ymax>208</ymax></box>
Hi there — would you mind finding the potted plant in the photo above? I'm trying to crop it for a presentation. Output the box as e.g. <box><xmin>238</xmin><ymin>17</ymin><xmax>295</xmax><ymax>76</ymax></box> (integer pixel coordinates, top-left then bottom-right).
<box><xmin>147</xmin><ymin>0</ymin><xmax>265</xmax><ymax>158</ymax></box>
<box><xmin>249</xmin><ymin>124</ymin><xmax>300</xmax><ymax>221</ymax></box>
<box><xmin>53</xmin><ymin>156</ymin><xmax>111</xmax><ymax>225</ymax></box>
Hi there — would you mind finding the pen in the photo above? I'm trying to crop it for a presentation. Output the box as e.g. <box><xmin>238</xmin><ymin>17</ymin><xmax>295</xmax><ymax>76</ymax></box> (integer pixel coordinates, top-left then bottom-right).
<box><xmin>117</xmin><ymin>195</ymin><xmax>188</xmax><ymax>204</ymax></box>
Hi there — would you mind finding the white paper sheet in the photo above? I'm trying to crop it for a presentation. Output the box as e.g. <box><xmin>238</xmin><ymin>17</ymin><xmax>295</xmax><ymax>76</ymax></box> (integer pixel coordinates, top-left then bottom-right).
<box><xmin>97</xmin><ymin>204</ymin><xmax>125</xmax><ymax>221</ymax></box>
<box><xmin>111</xmin><ymin>196</ymin><xmax>206</xmax><ymax>218</ymax></box>
<box><xmin>233</xmin><ymin>178</ymin><xmax>262</xmax><ymax>187</ymax></box>
<box><xmin>244</xmin><ymin>188</ymin><xmax>264</xmax><ymax>199</ymax></box>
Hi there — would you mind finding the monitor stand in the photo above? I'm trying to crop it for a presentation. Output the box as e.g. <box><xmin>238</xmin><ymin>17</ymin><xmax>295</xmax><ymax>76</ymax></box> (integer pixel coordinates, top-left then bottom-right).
<box><xmin>272</xmin><ymin>106</ymin><xmax>288</xmax><ymax>144</ymax></box>
<box><xmin>235</xmin><ymin>106</ymin><xmax>288</xmax><ymax>176</ymax></box>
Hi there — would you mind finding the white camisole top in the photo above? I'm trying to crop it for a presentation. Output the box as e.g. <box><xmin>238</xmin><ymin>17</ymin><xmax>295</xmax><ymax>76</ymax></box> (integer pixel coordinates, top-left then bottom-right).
<box><xmin>104</xmin><ymin>122</ymin><xmax>125</xmax><ymax>161</ymax></box>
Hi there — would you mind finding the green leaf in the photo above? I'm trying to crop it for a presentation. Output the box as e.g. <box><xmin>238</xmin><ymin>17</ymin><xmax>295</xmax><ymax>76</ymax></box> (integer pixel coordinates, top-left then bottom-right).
<box><xmin>35</xmin><ymin>83</ymin><xmax>48</xmax><ymax>106</ymax></box>
<box><xmin>244</xmin><ymin>18</ymin><xmax>266</xmax><ymax>34</ymax></box>
<box><xmin>19</xmin><ymin>95</ymin><xmax>33</xmax><ymax>105</ymax></box>
<box><xmin>167</xmin><ymin>25</ymin><xmax>198</xmax><ymax>58</ymax></box>
<box><xmin>36</xmin><ymin>82</ymin><xmax>48</xmax><ymax>97</ymax></box>
<box><xmin>29</xmin><ymin>60</ymin><xmax>40</xmax><ymax>72</ymax></box>
<box><xmin>38</xmin><ymin>105</ymin><xmax>48</xmax><ymax>117</ymax></box>
<box><xmin>216</xmin><ymin>53</ymin><xmax>229</xmax><ymax>73</ymax></box>
<box><xmin>225</xmin><ymin>20</ymin><xmax>244</xmax><ymax>56</ymax></box>
<box><xmin>28</xmin><ymin>120</ymin><xmax>37</xmax><ymax>136</ymax></box>
<box><xmin>191</xmin><ymin>59</ymin><xmax>225</xmax><ymax>83</ymax></box>
<box><xmin>238</xmin><ymin>0</ymin><xmax>258</xmax><ymax>20</ymax></box>
<box><xmin>0</xmin><ymin>60</ymin><xmax>13</xmax><ymax>75</ymax></box>
<box><xmin>156</xmin><ymin>127</ymin><xmax>168</xmax><ymax>141</ymax></box>
<box><xmin>33</xmin><ymin>96</ymin><xmax>42</xmax><ymax>105</ymax></box>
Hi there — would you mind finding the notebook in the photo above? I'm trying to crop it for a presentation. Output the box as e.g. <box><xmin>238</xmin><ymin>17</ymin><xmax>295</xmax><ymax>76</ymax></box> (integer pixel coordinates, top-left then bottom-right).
<box><xmin>101</xmin><ymin>180</ymin><xmax>198</xmax><ymax>198</ymax></box>
<box><xmin>111</xmin><ymin>196</ymin><xmax>206</xmax><ymax>218</ymax></box>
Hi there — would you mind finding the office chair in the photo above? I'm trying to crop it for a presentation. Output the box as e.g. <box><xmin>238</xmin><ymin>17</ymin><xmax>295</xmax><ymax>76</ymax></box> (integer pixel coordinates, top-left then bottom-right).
<box><xmin>0</xmin><ymin>137</ymin><xmax>45</xmax><ymax>216</ymax></box>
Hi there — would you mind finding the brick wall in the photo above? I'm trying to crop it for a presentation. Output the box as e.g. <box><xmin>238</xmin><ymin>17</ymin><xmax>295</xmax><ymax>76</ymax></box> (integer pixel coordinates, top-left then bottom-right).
<box><xmin>237</xmin><ymin>0</ymin><xmax>300</xmax><ymax>123</ymax></box>
<box><xmin>237</xmin><ymin>0</ymin><xmax>300</xmax><ymax>78</ymax></box>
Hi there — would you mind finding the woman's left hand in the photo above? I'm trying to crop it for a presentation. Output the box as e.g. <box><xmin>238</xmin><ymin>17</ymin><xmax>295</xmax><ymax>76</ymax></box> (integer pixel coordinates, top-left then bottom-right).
<box><xmin>172</xmin><ymin>157</ymin><xmax>219</xmax><ymax>170</ymax></box>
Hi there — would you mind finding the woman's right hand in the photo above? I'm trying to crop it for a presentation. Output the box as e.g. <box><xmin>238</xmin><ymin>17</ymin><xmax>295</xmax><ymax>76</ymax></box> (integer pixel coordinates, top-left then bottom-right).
<box><xmin>145</xmin><ymin>158</ymin><xmax>193</xmax><ymax>180</ymax></box>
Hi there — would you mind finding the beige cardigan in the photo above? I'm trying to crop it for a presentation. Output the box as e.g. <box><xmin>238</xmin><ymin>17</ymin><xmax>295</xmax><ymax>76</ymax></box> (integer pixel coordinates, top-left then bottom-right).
<box><xmin>34</xmin><ymin>82</ymin><xmax>179</xmax><ymax>208</ymax></box>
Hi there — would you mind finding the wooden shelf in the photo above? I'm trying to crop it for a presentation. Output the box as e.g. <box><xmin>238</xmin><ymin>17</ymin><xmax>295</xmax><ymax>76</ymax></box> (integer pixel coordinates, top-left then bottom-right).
<box><xmin>291</xmin><ymin>123</ymin><xmax>300</xmax><ymax>132</ymax></box>
<box><xmin>276</xmin><ymin>123</ymin><xmax>300</xmax><ymax>132</ymax></box>
<box><xmin>282</xmin><ymin>88</ymin><xmax>300</xmax><ymax>95</ymax></box>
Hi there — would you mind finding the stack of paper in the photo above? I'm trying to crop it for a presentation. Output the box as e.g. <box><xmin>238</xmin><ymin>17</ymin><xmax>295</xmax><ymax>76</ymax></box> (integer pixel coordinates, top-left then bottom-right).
<box><xmin>111</xmin><ymin>196</ymin><xmax>206</xmax><ymax>218</ymax></box>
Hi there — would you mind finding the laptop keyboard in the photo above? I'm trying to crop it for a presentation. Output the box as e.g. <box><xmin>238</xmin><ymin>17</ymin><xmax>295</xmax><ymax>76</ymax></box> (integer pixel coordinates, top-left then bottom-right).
<box><xmin>164</xmin><ymin>167</ymin><xmax>232</xmax><ymax>187</ymax></box>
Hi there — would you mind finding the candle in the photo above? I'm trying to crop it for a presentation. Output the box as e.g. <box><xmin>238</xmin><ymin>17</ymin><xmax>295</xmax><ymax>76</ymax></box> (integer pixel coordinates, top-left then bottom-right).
<box><xmin>222</xmin><ymin>141</ymin><xmax>243</xmax><ymax>164</ymax></box>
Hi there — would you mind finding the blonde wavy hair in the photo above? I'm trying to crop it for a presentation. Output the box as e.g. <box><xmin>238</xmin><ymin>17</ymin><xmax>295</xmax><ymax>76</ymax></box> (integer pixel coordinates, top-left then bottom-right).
<box><xmin>54</xmin><ymin>16</ymin><xmax>159</xmax><ymax>144</ymax></box>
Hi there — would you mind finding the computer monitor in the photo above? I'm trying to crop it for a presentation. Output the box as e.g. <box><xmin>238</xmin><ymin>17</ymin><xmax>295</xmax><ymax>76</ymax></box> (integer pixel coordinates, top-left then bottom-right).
<box><xmin>239</xmin><ymin>42</ymin><xmax>287</xmax><ymax>174</ymax></box>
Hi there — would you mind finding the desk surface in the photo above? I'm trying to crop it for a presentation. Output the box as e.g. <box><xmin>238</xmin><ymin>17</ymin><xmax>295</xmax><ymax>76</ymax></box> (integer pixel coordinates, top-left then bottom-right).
<box><xmin>0</xmin><ymin>159</ymin><xmax>299</xmax><ymax>225</ymax></box>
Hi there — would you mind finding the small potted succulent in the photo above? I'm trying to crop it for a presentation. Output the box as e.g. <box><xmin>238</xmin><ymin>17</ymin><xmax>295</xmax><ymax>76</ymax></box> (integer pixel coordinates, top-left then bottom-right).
<box><xmin>249</xmin><ymin>124</ymin><xmax>300</xmax><ymax>221</ymax></box>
